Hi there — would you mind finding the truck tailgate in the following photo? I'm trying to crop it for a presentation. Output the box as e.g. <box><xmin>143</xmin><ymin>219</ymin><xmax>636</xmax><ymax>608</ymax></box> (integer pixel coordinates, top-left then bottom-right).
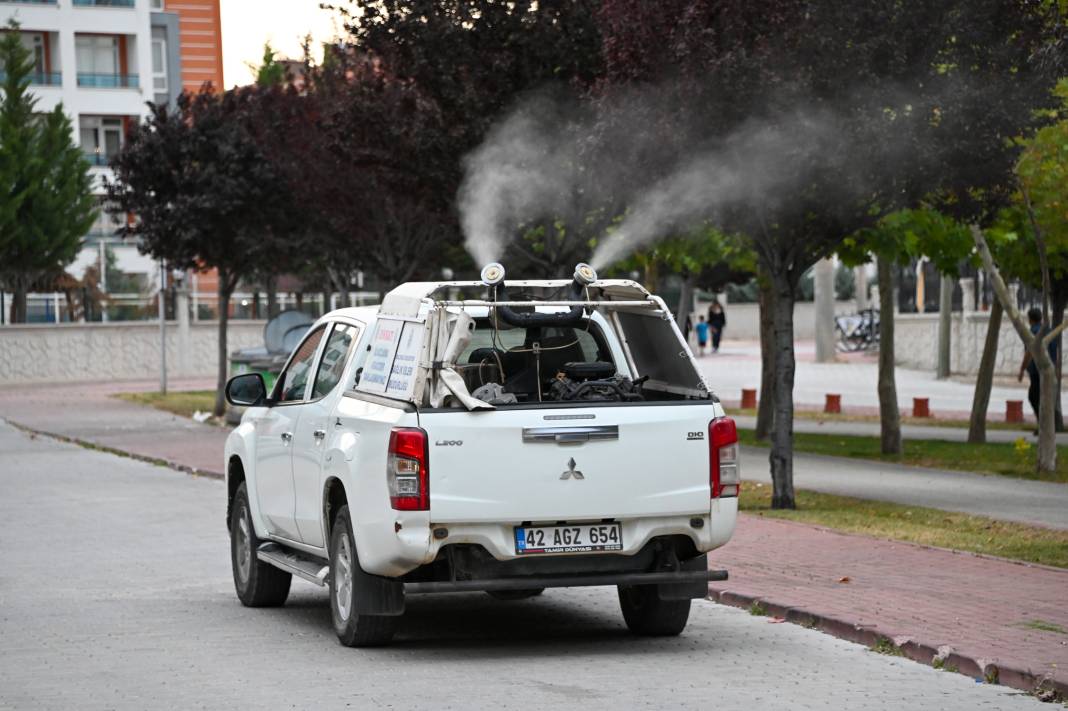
<box><xmin>419</xmin><ymin>404</ymin><xmax>718</xmax><ymax>523</ymax></box>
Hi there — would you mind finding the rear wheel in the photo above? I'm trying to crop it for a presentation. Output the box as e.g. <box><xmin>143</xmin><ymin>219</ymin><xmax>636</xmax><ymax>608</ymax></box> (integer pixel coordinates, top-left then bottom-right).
<box><xmin>230</xmin><ymin>483</ymin><xmax>291</xmax><ymax>607</ymax></box>
<box><xmin>486</xmin><ymin>588</ymin><xmax>545</xmax><ymax>601</ymax></box>
<box><xmin>618</xmin><ymin>584</ymin><xmax>691</xmax><ymax>636</ymax></box>
<box><xmin>330</xmin><ymin>506</ymin><xmax>398</xmax><ymax>647</ymax></box>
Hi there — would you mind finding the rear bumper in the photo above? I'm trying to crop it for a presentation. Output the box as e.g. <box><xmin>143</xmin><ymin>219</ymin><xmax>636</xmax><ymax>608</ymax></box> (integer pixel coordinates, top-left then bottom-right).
<box><xmin>405</xmin><ymin>567</ymin><xmax>727</xmax><ymax>594</ymax></box>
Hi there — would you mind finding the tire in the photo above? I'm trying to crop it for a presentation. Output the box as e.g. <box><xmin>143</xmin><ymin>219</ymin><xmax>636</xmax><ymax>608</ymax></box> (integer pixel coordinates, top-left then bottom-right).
<box><xmin>329</xmin><ymin>506</ymin><xmax>398</xmax><ymax>647</ymax></box>
<box><xmin>486</xmin><ymin>588</ymin><xmax>545</xmax><ymax>601</ymax></box>
<box><xmin>230</xmin><ymin>483</ymin><xmax>291</xmax><ymax>607</ymax></box>
<box><xmin>617</xmin><ymin>584</ymin><xmax>691</xmax><ymax>636</ymax></box>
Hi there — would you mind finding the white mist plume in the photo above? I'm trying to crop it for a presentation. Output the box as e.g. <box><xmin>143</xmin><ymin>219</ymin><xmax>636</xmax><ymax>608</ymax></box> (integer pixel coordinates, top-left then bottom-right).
<box><xmin>589</xmin><ymin>111</ymin><xmax>844</xmax><ymax>269</ymax></box>
<box><xmin>457</xmin><ymin>95</ymin><xmax>585</xmax><ymax>266</ymax></box>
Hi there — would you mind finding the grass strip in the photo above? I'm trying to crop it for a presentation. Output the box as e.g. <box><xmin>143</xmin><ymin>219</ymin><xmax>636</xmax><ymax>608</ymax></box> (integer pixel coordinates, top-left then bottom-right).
<box><xmin>115</xmin><ymin>390</ymin><xmax>217</xmax><ymax>420</ymax></box>
<box><xmin>740</xmin><ymin>483</ymin><xmax>1068</xmax><ymax>568</ymax></box>
<box><xmin>737</xmin><ymin>428</ymin><xmax>1068</xmax><ymax>483</ymax></box>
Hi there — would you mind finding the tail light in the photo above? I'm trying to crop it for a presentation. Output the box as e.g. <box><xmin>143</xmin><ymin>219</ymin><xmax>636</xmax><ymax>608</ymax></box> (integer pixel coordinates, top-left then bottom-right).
<box><xmin>710</xmin><ymin>417</ymin><xmax>740</xmax><ymax>498</ymax></box>
<box><xmin>387</xmin><ymin>427</ymin><xmax>429</xmax><ymax>511</ymax></box>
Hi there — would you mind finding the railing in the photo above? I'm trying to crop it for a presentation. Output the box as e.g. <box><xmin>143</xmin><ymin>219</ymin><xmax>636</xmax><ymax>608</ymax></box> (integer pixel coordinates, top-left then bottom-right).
<box><xmin>77</xmin><ymin>73</ymin><xmax>139</xmax><ymax>88</ymax></box>
<box><xmin>83</xmin><ymin>152</ymin><xmax>112</xmax><ymax>166</ymax></box>
<box><xmin>0</xmin><ymin>71</ymin><xmax>62</xmax><ymax>85</ymax></box>
<box><xmin>0</xmin><ymin>1</ymin><xmax>58</xmax><ymax>4</ymax></box>
<box><xmin>72</xmin><ymin>0</ymin><xmax>135</xmax><ymax>6</ymax></box>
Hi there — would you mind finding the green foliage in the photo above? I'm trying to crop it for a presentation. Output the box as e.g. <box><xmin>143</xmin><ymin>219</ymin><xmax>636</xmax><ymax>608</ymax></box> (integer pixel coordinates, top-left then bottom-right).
<box><xmin>835</xmin><ymin>263</ymin><xmax>856</xmax><ymax>301</ymax></box>
<box><xmin>611</xmin><ymin>224</ymin><xmax>756</xmax><ymax>291</ymax></box>
<box><xmin>0</xmin><ymin>20</ymin><xmax>97</xmax><ymax>311</ymax></box>
<box><xmin>253</xmin><ymin>43</ymin><xmax>286</xmax><ymax>87</ymax></box>
<box><xmin>840</xmin><ymin>208</ymin><xmax>974</xmax><ymax>276</ymax></box>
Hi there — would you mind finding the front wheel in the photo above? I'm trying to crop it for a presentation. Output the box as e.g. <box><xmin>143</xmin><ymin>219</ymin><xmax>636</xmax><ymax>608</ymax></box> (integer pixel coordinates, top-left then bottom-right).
<box><xmin>230</xmin><ymin>483</ymin><xmax>291</xmax><ymax>607</ymax></box>
<box><xmin>618</xmin><ymin>585</ymin><xmax>691</xmax><ymax>636</ymax></box>
<box><xmin>330</xmin><ymin>506</ymin><xmax>398</xmax><ymax>647</ymax></box>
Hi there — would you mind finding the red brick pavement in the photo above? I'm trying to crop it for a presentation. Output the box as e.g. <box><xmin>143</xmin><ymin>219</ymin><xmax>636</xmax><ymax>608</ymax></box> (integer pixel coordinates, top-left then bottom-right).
<box><xmin>710</xmin><ymin>515</ymin><xmax>1068</xmax><ymax>695</ymax></box>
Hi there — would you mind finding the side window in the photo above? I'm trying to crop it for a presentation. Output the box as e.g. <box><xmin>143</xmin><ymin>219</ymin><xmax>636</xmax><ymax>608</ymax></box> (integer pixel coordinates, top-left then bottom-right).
<box><xmin>276</xmin><ymin>326</ymin><xmax>326</xmax><ymax>403</ymax></box>
<box><xmin>312</xmin><ymin>323</ymin><xmax>360</xmax><ymax>399</ymax></box>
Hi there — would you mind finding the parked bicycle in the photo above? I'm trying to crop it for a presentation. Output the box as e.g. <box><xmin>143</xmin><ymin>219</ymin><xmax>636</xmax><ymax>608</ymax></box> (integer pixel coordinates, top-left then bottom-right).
<box><xmin>835</xmin><ymin>308</ymin><xmax>879</xmax><ymax>352</ymax></box>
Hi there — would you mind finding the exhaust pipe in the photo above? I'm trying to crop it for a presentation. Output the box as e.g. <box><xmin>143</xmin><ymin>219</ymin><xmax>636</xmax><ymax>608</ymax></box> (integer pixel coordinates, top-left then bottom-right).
<box><xmin>483</xmin><ymin>262</ymin><xmax>597</xmax><ymax>328</ymax></box>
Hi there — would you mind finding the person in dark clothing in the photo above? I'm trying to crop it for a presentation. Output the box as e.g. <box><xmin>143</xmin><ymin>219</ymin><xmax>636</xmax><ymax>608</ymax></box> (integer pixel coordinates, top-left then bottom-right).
<box><xmin>707</xmin><ymin>301</ymin><xmax>727</xmax><ymax>352</ymax></box>
<box><xmin>1019</xmin><ymin>306</ymin><xmax>1061</xmax><ymax>433</ymax></box>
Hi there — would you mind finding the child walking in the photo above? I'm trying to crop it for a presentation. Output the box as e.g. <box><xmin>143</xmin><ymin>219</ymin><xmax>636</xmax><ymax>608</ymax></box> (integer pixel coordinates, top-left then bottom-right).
<box><xmin>695</xmin><ymin>315</ymin><xmax>710</xmax><ymax>356</ymax></box>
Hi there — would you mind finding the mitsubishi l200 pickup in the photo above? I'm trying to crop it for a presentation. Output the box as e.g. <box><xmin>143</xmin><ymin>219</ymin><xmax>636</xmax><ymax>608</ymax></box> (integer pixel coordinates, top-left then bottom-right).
<box><xmin>223</xmin><ymin>262</ymin><xmax>738</xmax><ymax>646</ymax></box>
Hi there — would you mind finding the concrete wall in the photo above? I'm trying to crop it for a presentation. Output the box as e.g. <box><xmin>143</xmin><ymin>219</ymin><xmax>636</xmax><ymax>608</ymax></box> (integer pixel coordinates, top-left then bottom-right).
<box><xmin>0</xmin><ymin>321</ymin><xmax>265</xmax><ymax>384</ymax></box>
<box><xmin>894</xmin><ymin>312</ymin><xmax>1026</xmax><ymax>377</ymax></box>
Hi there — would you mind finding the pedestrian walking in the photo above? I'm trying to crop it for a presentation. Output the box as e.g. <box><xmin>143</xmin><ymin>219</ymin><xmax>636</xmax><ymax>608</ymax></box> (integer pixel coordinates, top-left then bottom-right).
<box><xmin>695</xmin><ymin>315</ymin><xmax>710</xmax><ymax>356</ymax></box>
<box><xmin>1019</xmin><ymin>306</ymin><xmax>1063</xmax><ymax>434</ymax></box>
<box><xmin>708</xmin><ymin>301</ymin><xmax>727</xmax><ymax>352</ymax></box>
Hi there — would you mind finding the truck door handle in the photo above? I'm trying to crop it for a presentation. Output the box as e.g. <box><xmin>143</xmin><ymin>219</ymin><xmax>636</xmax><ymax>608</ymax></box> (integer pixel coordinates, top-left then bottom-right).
<box><xmin>313</xmin><ymin>429</ymin><xmax>326</xmax><ymax>440</ymax></box>
<box><xmin>280</xmin><ymin>432</ymin><xmax>293</xmax><ymax>443</ymax></box>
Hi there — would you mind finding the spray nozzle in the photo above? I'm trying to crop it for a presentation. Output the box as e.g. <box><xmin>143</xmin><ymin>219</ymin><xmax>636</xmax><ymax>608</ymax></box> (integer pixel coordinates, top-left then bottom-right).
<box><xmin>480</xmin><ymin>262</ymin><xmax>506</xmax><ymax>287</ymax></box>
<box><xmin>573</xmin><ymin>263</ymin><xmax>598</xmax><ymax>287</ymax></box>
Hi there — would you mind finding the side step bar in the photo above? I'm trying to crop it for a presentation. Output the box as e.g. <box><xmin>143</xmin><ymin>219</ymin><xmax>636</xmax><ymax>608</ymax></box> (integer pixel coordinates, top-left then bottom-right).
<box><xmin>405</xmin><ymin>569</ymin><xmax>727</xmax><ymax>594</ymax></box>
<box><xmin>257</xmin><ymin>543</ymin><xmax>330</xmax><ymax>586</ymax></box>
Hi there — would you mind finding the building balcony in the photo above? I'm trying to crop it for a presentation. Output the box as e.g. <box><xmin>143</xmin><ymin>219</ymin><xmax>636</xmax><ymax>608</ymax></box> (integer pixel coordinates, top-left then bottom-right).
<box><xmin>0</xmin><ymin>71</ymin><xmax>62</xmax><ymax>86</ymax></box>
<box><xmin>72</xmin><ymin>0</ymin><xmax>135</xmax><ymax>6</ymax></box>
<box><xmin>77</xmin><ymin>73</ymin><xmax>139</xmax><ymax>89</ymax></box>
<box><xmin>0</xmin><ymin>0</ymin><xmax>58</xmax><ymax>4</ymax></box>
<box><xmin>83</xmin><ymin>152</ymin><xmax>112</xmax><ymax>166</ymax></box>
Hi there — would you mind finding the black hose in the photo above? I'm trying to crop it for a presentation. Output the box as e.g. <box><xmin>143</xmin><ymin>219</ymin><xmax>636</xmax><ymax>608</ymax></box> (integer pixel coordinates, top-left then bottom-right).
<box><xmin>493</xmin><ymin>280</ymin><xmax>587</xmax><ymax>328</ymax></box>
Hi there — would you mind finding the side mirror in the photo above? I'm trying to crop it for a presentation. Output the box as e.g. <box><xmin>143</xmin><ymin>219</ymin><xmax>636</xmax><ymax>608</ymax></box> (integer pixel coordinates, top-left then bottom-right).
<box><xmin>225</xmin><ymin>373</ymin><xmax>267</xmax><ymax>408</ymax></box>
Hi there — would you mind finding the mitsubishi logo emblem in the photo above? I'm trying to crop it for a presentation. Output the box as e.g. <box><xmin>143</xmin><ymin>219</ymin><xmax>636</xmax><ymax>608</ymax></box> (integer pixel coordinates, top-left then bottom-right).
<box><xmin>560</xmin><ymin>457</ymin><xmax>585</xmax><ymax>480</ymax></box>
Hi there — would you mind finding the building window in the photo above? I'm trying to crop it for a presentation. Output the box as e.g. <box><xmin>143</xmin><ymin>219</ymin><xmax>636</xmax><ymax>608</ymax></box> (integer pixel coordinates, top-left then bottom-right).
<box><xmin>80</xmin><ymin>116</ymin><xmax>124</xmax><ymax>165</ymax></box>
<box><xmin>76</xmin><ymin>35</ymin><xmax>119</xmax><ymax>76</ymax></box>
<box><xmin>151</xmin><ymin>38</ymin><xmax>167</xmax><ymax>92</ymax></box>
<box><xmin>150</xmin><ymin>0</ymin><xmax>164</xmax><ymax>8</ymax></box>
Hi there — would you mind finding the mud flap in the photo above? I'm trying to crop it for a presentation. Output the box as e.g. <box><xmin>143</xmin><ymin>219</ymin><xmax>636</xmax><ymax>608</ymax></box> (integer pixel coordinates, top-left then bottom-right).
<box><xmin>657</xmin><ymin>553</ymin><xmax>709</xmax><ymax>601</ymax></box>
<box><xmin>352</xmin><ymin>558</ymin><xmax>406</xmax><ymax>616</ymax></box>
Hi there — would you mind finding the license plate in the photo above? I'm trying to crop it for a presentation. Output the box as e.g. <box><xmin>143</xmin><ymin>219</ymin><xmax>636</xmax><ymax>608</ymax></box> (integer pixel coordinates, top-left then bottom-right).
<box><xmin>514</xmin><ymin>523</ymin><xmax>623</xmax><ymax>555</ymax></box>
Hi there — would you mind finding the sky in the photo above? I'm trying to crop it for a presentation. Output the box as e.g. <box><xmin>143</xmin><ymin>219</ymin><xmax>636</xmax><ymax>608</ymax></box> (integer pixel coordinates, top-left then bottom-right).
<box><xmin>219</xmin><ymin>0</ymin><xmax>346</xmax><ymax>88</ymax></box>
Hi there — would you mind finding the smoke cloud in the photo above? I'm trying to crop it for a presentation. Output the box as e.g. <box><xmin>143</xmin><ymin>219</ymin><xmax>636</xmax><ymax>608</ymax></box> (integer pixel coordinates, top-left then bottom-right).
<box><xmin>457</xmin><ymin>86</ymin><xmax>929</xmax><ymax>273</ymax></box>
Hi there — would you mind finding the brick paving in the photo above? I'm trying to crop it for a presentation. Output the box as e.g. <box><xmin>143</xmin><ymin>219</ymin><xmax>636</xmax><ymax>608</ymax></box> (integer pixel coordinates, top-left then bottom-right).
<box><xmin>710</xmin><ymin>516</ymin><xmax>1068</xmax><ymax>695</ymax></box>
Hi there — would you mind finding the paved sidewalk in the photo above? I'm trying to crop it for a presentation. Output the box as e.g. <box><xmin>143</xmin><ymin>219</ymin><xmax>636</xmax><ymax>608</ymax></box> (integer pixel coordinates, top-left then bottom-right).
<box><xmin>0</xmin><ymin>379</ymin><xmax>227</xmax><ymax>477</ymax></box>
<box><xmin>709</xmin><ymin>516</ymin><xmax>1068</xmax><ymax>695</ymax></box>
<box><xmin>697</xmin><ymin>340</ymin><xmax>1062</xmax><ymax>423</ymax></box>
<box><xmin>741</xmin><ymin>446</ymin><xmax>1068</xmax><ymax>530</ymax></box>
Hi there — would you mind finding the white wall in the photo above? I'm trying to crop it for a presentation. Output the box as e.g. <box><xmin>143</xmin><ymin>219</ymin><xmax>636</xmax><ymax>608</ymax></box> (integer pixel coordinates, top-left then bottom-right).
<box><xmin>0</xmin><ymin>321</ymin><xmax>266</xmax><ymax>383</ymax></box>
<box><xmin>895</xmin><ymin>312</ymin><xmax>1027</xmax><ymax>377</ymax></box>
<box><xmin>694</xmin><ymin>300</ymin><xmax>856</xmax><ymax>340</ymax></box>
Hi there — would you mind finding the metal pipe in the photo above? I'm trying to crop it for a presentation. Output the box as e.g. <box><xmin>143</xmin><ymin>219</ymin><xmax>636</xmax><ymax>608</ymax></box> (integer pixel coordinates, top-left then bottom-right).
<box><xmin>404</xmin><ymin>568</ymin><xmax>727</xmax><ymax>594</ymax></box>
<box><xmin>435</xmin><ymin>300</ymin><xmax>657</xmax><ymax>308</ymax></box>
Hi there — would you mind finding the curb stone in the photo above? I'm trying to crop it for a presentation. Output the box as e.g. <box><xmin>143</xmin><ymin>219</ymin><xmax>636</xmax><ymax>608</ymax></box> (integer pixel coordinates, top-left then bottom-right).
<box><xmin>3</xmin><ymin>418</ymin><xmax>225</xmax><ymax>480</ymax></box>
<box><xmin>707</xmin><ymin>588</ymin><xmax>1066</xmax><ymax>699</ymax></box>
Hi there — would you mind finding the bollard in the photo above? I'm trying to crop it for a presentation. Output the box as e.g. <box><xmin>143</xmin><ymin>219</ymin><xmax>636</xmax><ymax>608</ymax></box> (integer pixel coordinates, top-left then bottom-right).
<box><xmin>912</xmin><ymin>397</ymin><xmax>930</xmax><ymax>419</ymax></box>
<box><xmin>741</xmin><ymin>388</ymin><xmax>758</xmax><ymax>409</ymax></box>
<box><xmin>824</xmin><ymin>393</ymin><xmax>842</xmax><ymax>414</ymax></box>
<box><xmin>1006</xmin><ymin>400</ymin><xmax>1024</xmax><ymax>423</ymax></box>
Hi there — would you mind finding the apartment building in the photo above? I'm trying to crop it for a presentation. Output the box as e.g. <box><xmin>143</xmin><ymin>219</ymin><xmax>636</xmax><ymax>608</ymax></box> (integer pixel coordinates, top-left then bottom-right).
<box><xmin>1</xmin><ymin>0</ymin><xmax>221</xmax><ymax>322</ymax></box>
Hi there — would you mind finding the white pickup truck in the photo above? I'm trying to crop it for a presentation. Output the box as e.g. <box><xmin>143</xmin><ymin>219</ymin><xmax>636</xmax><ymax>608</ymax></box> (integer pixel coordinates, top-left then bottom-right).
<box><xmin>223</xmin><ymin>263</ymin><xmax>738</xmax><ymax>647</ymax></box>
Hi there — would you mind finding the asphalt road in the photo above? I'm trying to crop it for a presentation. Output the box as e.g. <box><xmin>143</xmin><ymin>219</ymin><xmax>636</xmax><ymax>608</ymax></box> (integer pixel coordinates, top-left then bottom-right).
<box><xmin>741</xmin><ymin>445</ymin><xmax>1068</xmax><ymax>530</ymax></box>
<box><xmin>0</xmin><ymin>422</ymin><xmax>1047</xmax><ymax>710</ymax></box>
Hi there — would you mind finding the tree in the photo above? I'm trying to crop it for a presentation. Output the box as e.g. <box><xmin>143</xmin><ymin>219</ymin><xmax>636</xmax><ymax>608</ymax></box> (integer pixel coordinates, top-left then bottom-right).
<box><xmin>973</xmin><ymin>225</ymin><xmax>1064</xmax><ymax>473</ymax></box>
<box><xmin>253</xmin><ymin>42</ymin><xmax>286</xmax><ymax>88</ymax></box>
<box><xmin>841</xmin><ymin>210</ymin><xmax>973</xmax><ymax>454</ymax></box>
<box><xmin>108</xmin><ymin>87</ymin><xmax>296</xmax><ymax>415</ymax></box>
<box><xmin>596</xmin><ymin>0</ymin><xmax>1063</xmax><ymax>508</ymax></box>
<box><xmin>0</xmin><ymin>21</ymin><xmax>96</xmax><ymax>322</ymax></box>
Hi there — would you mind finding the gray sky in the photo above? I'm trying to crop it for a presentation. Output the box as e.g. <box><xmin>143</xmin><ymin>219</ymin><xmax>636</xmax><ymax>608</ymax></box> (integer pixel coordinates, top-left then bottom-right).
<box><xmin>220</xmin><ymin>0</ymin><xmax>345</xmax><ymax>88</ymax></box>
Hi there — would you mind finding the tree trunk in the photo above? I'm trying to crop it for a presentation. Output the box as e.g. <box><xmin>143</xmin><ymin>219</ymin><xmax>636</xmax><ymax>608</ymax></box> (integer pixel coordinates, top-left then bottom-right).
<box><xmin>266</xmin><ymin>274</ymin><xmax>279</xmax><ymax>318</ymax></box>
<box><xmin>12</xmin><ymin>281</ymin><xmax>28</xmax><ymax>323</ymax></box>
<box><xmin>756</xmin><ymin>272</ymin><xmax>776</xmax><ymax>440</ymax></box>
<box><xmin>936</xmin><ymin>273</ymin><xmax>953</xmax><ymax>379</ymax></box>
<box><xmin>971</xmin><ymin>225</ymin><xmax>1060</xmax><ymax>473</ymax></box>
<box><xmin>769</xmin><ymin>273</ymin><xmax>796</xmax><ymax>509</ymax></box>
<box><xmin>967</xmin><ymin>298</ymin><xmax>1002</xmax><ymax>444</ymax></box>
<box><xmin>213</xmin><ymin>275</ymin><xmax>234</xmax><ymax>418</ymax></box>
<box><xmin>877</xmin><ymin>257</ymin><xmax>902</xmax><ymax>455</ymax></box>
<box><xmin>675</xmin><ymin>274</ymin><xmax>694</xmax><ymax>331</ymax></box>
